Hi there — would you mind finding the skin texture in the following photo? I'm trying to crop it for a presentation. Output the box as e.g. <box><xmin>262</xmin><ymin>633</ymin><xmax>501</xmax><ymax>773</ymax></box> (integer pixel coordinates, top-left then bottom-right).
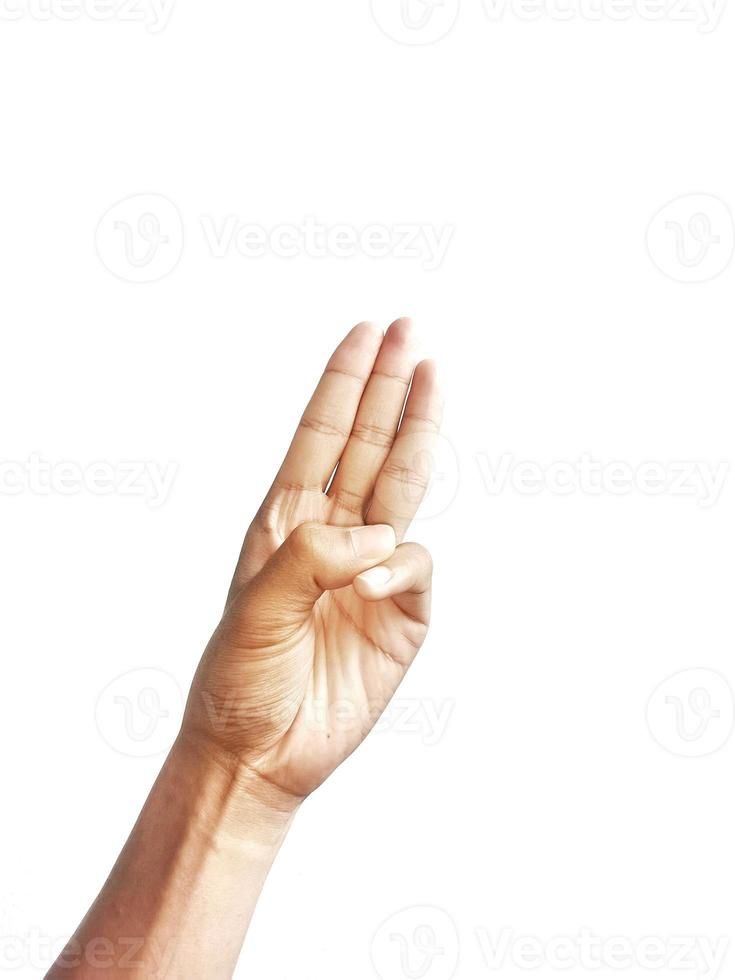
<box><xmin>47</xmin><ymin>318</ymin><xmax>442</xmax><ymax>979</ymax></box>
<box><xmin>186</xmin><ymin>317</ymin><xmax>442</xmax><ymax>800</ymax></box>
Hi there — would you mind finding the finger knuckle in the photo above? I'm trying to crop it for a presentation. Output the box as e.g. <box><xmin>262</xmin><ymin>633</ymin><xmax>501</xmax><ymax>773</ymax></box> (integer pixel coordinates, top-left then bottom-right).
<box><xmin>351</xmin><ymin>420</ymin><xmax>395</xmax><ymax>449</ymax></box>
<box><xmin>288</xmin><ymin>521</ymin><xmax>320</xmax><ymax>562</ymax></box>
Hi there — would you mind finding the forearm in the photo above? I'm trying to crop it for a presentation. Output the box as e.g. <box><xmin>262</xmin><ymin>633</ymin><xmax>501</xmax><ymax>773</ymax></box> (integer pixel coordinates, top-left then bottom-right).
<box><xmin>47</xmin><ymin>733</ymin><xmax>298</xmax><ymax>979</ymax></box>
<box><xmin>45</xmin><ymin>321</ymin><xmax>438</xmax><ymax>979</ymax></box>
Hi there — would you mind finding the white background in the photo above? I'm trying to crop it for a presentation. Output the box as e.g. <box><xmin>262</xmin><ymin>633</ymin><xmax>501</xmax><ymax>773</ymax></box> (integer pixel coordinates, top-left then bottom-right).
<box><xmin>1</xmin><ymin>1</ymin><xmax>735</xmax><ymax>978</ymax></box>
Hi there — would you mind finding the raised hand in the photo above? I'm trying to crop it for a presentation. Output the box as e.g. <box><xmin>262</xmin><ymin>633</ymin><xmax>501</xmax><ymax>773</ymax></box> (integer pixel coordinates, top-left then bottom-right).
<box><xmin>182</xmin><ymin>318</ymin><xmax>442</xmax><ymax>803</ymax></box>
<box><xmin>48</xmin><ymin>319</ymin><xmax>443</xmax><ymax>980</ymax></box>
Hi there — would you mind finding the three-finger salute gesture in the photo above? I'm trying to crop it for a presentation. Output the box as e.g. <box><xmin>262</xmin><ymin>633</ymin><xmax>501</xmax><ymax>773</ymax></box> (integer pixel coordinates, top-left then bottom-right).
<box><xmin>48</xmin><ymin>318</ymin><xmax>443</xmax><ymax>980</ymax></box>
<box><xmin>183</xmin><ymin>318</ymin><xmax>443</xmax><ymax>803</ymax></box>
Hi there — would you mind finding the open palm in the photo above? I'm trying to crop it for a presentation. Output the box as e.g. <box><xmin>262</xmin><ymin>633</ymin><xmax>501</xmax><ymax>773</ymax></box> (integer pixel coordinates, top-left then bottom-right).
<box><xmin>183</xmin><ymin>319</ymin><xmax>442</xmax><ymax>801</ymax></box>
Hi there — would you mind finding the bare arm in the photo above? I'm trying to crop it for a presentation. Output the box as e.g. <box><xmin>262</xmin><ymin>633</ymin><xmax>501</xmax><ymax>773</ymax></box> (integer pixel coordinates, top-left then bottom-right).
<box><xmin>48</xmin><ymin>735</ymin><xmax>295</xmax><ymax>978</ymax></box>
<box><xmin>48</xmin><ymin>318</ymin><xmax>442</xmax><ymax>978</ymax></box>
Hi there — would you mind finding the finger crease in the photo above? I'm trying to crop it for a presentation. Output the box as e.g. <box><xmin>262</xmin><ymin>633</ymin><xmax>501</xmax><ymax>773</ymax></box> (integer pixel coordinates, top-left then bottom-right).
<box><xmin>330</xmin><ymin>595</ymin><xmax>396</xmax><ymax>662</ymax></box>
<box><xmin>329</xmin><ymin>488</ymin><xmax>365</xmax><ymax>517</ymax></box>
<box><xmin>390</xmin><ymin>596</ymin><xmax>428</xmax><ymax>628</ymax></box>
<box><xmin>299</xmin><ymin>416</ymin><xmax>351</xmax><ymax>439</ymax></box>
<box><xmin>324</xmin><ymin>367</ymin><xmax>367</xmax><ymax>383</ymax></box>
<box><xmin>350</xmin><ymin>422</ymin><xmax>395</xmax><ymax>448</ymax></box>
<box><xmin>401</xmin><ymin>413</ymin><xmax>441</xmax><ymax>432</ymax></box>
<box><xmin>372</xmin><ymin>370</ymin><xmax>410</xmax><ymax>385</ymax></box>
<box><xmin>381</xmin><ymin>463</ymin><xmax>430</xmax><ymax>489</ymax></box>
<box><xmin>273</xmin><ymin>480</ymin><xmax>324</xmax><ymax>494</ymax></box>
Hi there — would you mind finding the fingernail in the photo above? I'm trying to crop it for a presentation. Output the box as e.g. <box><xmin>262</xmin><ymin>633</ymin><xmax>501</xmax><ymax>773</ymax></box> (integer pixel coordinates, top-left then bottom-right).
<box><xmin>358</xmin><ymin>565</ymin><xmax>393</xmax><ymax>589</ymax></box>
<box><xmin>350</xmin><ymin>524</ymin><xmax>396</xmax><ymax>560</ymax></box>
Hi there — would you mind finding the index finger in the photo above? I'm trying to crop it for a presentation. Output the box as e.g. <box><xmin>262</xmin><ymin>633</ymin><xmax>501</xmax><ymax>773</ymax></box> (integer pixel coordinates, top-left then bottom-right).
<box><xmin>275</xmin><ymin>322</ymin><xmax>384</xmax><ymax>491</ymax></box>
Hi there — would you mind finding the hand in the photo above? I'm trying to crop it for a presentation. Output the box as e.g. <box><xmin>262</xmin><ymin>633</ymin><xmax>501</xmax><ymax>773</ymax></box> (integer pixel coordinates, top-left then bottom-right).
<box><xmin>182</xmin><ymin>318</ymin><xmax>442</xmax><ymax>804</ymax></box>
<box><xmin>48</xmin><ymin>319</ymin><xmax>442</xmax><ymax>979</ymax></box>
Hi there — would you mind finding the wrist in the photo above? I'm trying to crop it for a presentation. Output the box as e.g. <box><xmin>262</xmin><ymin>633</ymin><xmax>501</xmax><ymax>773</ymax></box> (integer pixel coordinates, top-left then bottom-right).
<box><xmin>48</xmin><ymin>729</ymin><xmax>298</xmax><ymax>977</ymax></box>
<box><xmin>172</xmin><ymin>729</ymin><xmax>301</xmax><ymax>848</ymax></box>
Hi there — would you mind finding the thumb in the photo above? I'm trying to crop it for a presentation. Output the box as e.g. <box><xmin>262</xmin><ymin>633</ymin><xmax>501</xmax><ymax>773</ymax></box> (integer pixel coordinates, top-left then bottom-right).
<box><xmin>232</xmin><ymin>521</ymin><xmax>396</xmax><ymax>635</ymax></box>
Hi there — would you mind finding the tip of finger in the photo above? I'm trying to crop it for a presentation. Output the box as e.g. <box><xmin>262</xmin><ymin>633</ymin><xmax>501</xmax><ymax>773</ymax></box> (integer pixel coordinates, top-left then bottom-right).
<box><xmin>354</xmin><ymin>563</ymin><xmax>394</xmax><ymax>598</ymax></box>
<box><xmin>329</xmin><ymin>321</ymin><xmax>384</xmax><ymax>370</ymax></box>
<box><xmin>386</xmin><ymin>316</ymin><xmax>419</xmax><ymax>348</ymax></box>
<box><xmin>387</xmin><ymin>315</ymin><xmax>412</xmax><ymax>332</ymax></box>
<box><xmin>377</xmin><ymin>319</ymin><xmax>421</xmax><ymax>378</ymax></box>
<box><xmin>348</xmin><ymin>320</ymin><xmax>384</xmax><ymax>345</ymax></box>
<box><xmin>415</xmin><ymin>358</ymin><xmax>443</xmax><ymax>397</ymax></box>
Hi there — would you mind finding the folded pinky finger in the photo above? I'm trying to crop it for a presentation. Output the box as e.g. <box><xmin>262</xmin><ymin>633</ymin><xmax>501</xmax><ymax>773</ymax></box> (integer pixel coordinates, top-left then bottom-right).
<box><xmin>353</xmin><ymin>542</ymin><xmax>433</xmax><ymax>623</ymax></box>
